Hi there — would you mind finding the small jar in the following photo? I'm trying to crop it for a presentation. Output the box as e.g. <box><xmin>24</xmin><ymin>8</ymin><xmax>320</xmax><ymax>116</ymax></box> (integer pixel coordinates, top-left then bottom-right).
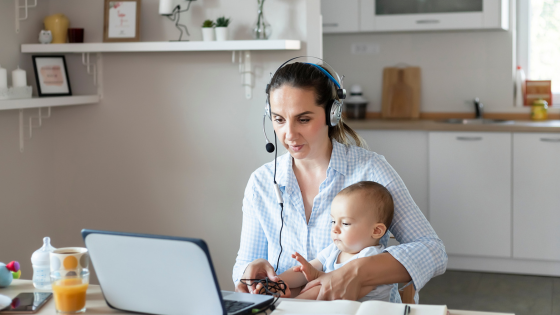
<box><xmin>345</xmin><ymin>85</ymin><xmax>368</xmax><ymax>120</ymax></box>
<box><xmin>531</xmin><ymin>98</ymin><xmax>548</xmax><ymax>120</ymax></box>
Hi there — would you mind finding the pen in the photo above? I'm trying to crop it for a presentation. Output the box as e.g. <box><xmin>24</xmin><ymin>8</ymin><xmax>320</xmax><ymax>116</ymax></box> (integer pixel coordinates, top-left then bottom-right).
<box><xmin>403</xmin><ymin>305</ymin><xmax>411</xmax><ymax>315</ymax></box>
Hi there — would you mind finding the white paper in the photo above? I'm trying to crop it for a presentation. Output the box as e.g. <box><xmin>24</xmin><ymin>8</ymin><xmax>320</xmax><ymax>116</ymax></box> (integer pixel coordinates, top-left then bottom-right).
<box><xmin>108</xmin><ymin>1</ymin><xmax>137</xmax><ymax>38</ymax></box>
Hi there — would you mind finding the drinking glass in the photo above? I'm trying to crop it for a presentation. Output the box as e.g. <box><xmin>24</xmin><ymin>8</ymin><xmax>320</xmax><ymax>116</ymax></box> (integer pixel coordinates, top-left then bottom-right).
<box><xmin>50</xmin><ymin>269</ymin><xmax>89</xmax><ymax>314</ymax></box>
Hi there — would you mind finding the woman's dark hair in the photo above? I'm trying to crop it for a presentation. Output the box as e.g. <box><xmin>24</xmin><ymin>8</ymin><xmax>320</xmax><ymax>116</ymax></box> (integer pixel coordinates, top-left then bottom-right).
<box><xmin>268</xmin><ymin>62</ymin><xmax>367</xmax><ymax>148</ymax></box>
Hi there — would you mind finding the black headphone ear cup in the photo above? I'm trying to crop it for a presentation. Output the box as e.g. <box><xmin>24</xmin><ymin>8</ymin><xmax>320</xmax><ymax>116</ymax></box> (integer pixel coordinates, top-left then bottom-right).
<box><xmin>330</xmin><ymin>100</ymin><xmax>343</xmax><ymax>126</ymax></box>
<box><xmin>325</xmin><ymin>100</ymin><xmax>334</xmax><ymax>126</ymax></box>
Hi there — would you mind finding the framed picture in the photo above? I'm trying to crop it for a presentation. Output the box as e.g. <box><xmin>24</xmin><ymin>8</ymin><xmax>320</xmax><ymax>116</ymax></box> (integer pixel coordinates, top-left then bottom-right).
<box><xmin>103</xmin><ymin>0</ymin><xmax>141</xmax><ymax>42</ymax></box>
<box><xmin>32</xmin><ymin>55</ymin><xmax>72</xmax><ymax>97</ymax></box>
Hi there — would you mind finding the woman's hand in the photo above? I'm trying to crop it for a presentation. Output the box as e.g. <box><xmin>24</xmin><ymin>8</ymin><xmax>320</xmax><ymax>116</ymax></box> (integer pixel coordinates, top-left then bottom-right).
<box><xmin>235</xmin><ymin>259</ymin><xmax>279</xmax><ymax>294</ymax></box>
<box><xmin>253</xmin><ymin>277</ymin><xmax>292</xmax><ymax>298</ymax></box>
<box><xmin>300</xmin><ymin>259</ymin><xmax>363</xmax><ymax>300</ymax></box>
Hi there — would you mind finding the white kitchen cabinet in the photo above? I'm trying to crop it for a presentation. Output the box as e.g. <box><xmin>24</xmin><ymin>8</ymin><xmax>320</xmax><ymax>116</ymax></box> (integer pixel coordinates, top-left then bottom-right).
<box><xmin>321</xmin><ymin>0</ymin><xmax>360</xmax><ymax>34</ymax></box>
<box><xmin>513</xmin><ymin>133</ymin><xmax>560</xmax><ymax>261</ymax></box>
<box><xmin>429</xmin><ymin>132</ymin><xmax>511</xmax><ymax>258</ymax></box>
<box><xmin>358</xmin><ymin>130</ymin><xmax>429</xmax><ymax>218</ymax></box>
<box><xmin>324</xmin><ymin>0</ymin><xmax>509</xmax><ymax>33</ymax></box>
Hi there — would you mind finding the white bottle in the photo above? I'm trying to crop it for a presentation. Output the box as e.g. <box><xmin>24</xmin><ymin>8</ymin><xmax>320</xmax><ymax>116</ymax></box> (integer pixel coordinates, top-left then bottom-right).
<box><xmin>515</xmin><ymin>66</ymin><xmax>526</xmax><ymax>107</ymax></box>
<box><xmin>31</xmin><ymin>237</ymin><xmax>56</xmax><ymax>289</ymax></box>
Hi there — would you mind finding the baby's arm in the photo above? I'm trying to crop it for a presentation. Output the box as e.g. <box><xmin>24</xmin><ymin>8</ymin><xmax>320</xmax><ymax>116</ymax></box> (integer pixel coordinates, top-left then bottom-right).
<box><xmin>276</xmin><ymin>252</ymin><xmax>324</xmax><ymax>296</ymax></box>
<box><xmin>295</xmin><ymin>285</ymin><xmax>321</xmax><ymax>300</ymax></box>
<box><xmin>291</xmin><ymin>252</ymin><xmax>325</xmax><ymax>282</ymax></box>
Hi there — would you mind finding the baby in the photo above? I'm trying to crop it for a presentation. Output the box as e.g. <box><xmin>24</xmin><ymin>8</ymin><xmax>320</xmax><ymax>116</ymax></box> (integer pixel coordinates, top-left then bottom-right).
<box><xmin>276</xmin><ymin>180</ymin><xmax>394</xmax><ymax>301</ymax></box>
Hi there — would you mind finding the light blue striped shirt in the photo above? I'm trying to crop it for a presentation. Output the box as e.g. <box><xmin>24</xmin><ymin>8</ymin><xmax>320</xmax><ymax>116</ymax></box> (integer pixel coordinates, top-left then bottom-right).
<box><xmin>233</xmin><ymin>140</ymin><xmax>447</xmax><ymax>303</ymax></box>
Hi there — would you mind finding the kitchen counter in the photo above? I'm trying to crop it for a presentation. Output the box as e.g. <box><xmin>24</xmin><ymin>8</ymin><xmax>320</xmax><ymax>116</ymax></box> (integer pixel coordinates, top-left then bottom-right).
<box><xmin>347</xmin><ymin>119</ymin><xmax>560</xmax><ymax>132</ymax></box>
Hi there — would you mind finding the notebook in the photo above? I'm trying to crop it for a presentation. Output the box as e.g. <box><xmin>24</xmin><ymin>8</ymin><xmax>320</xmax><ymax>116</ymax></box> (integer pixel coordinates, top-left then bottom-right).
<box><xmin>271</xmin><ymin>300</ymin><xmax>448</xmax><ymax>315</ymax></box>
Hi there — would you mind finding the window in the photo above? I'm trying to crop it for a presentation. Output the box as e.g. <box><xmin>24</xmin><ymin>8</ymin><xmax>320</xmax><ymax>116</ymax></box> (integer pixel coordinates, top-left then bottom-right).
<box><xmin>518</xmin><ymin>0</ymin><xmax>560</xmax><ymax>105</ymax></box>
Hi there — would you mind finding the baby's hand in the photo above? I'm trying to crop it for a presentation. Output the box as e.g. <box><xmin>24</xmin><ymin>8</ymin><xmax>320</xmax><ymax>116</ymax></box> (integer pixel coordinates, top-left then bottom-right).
<box><xmin>291</xmin><ymin>252</ymin><xmax>321</xmax><ymax>282</ymax></box>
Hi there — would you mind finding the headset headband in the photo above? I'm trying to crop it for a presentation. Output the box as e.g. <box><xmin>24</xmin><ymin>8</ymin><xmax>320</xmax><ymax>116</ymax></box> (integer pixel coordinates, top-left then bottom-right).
<box><xmin>265</xmin><ymin>56</ymin><xmax>346</xmax><ymax>99</ymax></box>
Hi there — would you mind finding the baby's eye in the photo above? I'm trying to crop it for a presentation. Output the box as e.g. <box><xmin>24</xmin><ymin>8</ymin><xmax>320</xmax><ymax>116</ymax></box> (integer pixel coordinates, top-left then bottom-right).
<box><xmin>342</xmin><ymin>223</ymin><xmax>350</xmax><ymax>226</ymax></box>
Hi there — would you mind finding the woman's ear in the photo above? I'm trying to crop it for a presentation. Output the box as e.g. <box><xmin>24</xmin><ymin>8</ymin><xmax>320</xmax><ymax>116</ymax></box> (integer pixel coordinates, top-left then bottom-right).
<box><xmin>372</xmin><ymin>223</ymin><xmax>387</xmax><ymax>239</ymax></box>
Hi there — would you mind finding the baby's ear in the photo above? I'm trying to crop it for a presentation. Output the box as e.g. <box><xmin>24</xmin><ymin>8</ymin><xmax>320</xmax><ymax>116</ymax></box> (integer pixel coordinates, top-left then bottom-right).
<box><xmin>372</xmin><ymin>223</ymin><xmax>387</xmax><ymax>239</ymax></box>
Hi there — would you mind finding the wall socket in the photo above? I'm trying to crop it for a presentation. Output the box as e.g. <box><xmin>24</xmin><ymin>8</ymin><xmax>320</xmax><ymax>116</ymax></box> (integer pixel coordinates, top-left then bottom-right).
<box><xmin>351</xmin><ymin>43</ymin><xmax>380</xmax><ymax>55</ymax></box>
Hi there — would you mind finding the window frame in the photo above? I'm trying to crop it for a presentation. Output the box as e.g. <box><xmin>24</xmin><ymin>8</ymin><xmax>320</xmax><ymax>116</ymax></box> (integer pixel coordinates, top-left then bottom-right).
<box><xmin>517</xmin><ymin>0</ymin><xmax>560</xmax><ymax>106</ymax></box>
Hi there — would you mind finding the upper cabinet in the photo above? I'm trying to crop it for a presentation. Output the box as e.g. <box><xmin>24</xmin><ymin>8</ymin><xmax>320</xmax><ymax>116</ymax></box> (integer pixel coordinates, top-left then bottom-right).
<box><xmin>321</xmin><ymin>0</ymin><xmax>360</xmax><ymax>33</ymax></box>
<box><xmin>323</xmin><ymin>0</ymin><xmax>509</xmax><ymax>34</ymax></box>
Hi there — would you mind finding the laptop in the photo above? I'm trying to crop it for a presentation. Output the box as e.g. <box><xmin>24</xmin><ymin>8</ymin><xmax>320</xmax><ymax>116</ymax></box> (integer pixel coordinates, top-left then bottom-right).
<box><xmin>81</xmin><ymin>229</ymin><xmax>274</xmax><ymax>315</ymax></box>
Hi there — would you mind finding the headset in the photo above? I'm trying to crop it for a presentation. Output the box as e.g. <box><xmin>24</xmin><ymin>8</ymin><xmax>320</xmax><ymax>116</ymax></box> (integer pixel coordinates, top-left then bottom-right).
<box><xmin>260</xmin><ymin>56</ymin><xmax>346</xmax><ymax>273</ymax></box>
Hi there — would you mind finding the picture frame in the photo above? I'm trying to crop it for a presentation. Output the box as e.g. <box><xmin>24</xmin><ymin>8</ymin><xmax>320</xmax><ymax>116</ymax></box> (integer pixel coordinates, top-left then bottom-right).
<box><xmin>103</xmin><ymin>0</ymin><xmax>141</xmax><ymax>42</ymax></box>
<box><xmin>32</xmin><ymin>55</ymin><xmax>72</xmax><ymax>97</ymax></box>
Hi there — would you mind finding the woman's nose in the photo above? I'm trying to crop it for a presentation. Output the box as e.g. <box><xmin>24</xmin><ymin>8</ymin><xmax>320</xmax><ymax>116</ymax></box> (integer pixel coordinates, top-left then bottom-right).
<box><xmin>285</xmin><ymin>120</ymin><xmax>298</xmax><ymax>141</ymax></box>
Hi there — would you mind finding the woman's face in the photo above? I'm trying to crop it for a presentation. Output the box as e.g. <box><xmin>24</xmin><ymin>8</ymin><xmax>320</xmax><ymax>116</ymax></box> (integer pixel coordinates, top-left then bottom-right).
<box><xmin>269</xmin><ymin>85</ymin><xmax>330</xmax><ymax>160</ymax></box>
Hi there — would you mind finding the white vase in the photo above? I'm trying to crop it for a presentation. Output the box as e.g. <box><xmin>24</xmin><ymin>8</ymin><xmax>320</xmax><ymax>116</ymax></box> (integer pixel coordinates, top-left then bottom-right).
<box><xmin>215</xmin><ymin>27</ymin><xmax>229</xmax><ymax>41</ymax></box>
<box><xmin>202</xmin><ymin>28</ymin><xmax>215</xmax><ymax>41</ymax></box>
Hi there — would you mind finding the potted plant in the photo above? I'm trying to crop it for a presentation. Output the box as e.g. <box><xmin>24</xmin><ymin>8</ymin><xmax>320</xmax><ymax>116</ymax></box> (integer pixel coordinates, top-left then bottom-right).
<box><xmin>201</xmin><ymin>19</ymin><xmax>215</xmax><ymax>41</ymax></box>
<box><xmin>215</xmin><ymin>16</ymin><xmax>230</xmax><ymax>41</ymax></box>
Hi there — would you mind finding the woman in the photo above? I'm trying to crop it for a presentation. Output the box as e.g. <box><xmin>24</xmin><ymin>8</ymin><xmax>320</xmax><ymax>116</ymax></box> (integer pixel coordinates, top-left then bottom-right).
<box><xmin>233</xmin><ymin>61</ymin><xmax>447</xmax><ymax>302</ymax></box>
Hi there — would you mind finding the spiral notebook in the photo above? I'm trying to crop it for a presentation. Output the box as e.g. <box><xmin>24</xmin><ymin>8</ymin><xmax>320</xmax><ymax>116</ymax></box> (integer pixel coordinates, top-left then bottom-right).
<box><xmin>271</xmin><ymin>300</ymin><xmax>448</xmax><ymax>315</ymax></box>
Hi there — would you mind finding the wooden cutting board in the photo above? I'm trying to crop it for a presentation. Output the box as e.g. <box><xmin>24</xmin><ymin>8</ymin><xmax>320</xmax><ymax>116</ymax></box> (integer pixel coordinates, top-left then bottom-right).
<box><xmin>381</xmin><ymin>66</ymin><xmax>421</xmax><ymax>119</ymax></box>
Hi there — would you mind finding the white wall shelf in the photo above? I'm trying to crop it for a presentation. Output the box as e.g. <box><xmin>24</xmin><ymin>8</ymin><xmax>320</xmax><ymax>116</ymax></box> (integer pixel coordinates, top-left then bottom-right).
<box><xmin>11</xmin><ymin>40</ymin><xmax>300</xmax><ymax>152</ymax></box>
<box><xmin>0</xmin><ymin>95</ymin><xmax>99</xmax><ymax>152</ymax></box>
<box><xmin>0</xmin><ymin>95</ymin><xmax>99</xmax><ymax>111</ymax></box>
<box><xmin>21</xmin><ymin>40</ymin><xmax>301</xmax><ymax>53</ymax></box>
<box><xmin>21</xmin><ymin>40</ymin><xmax>301</xmax><ymax>100</ymax></box>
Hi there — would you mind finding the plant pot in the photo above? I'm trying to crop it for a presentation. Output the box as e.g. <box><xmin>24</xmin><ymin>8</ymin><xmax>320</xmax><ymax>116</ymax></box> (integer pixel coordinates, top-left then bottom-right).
<box><xmin>202</xmin><ymin>28</ymin><xmax>215</xmax><ymax>41</ymax></box>
<box><xmin>215</xmin><ymin>27</ymin><xmax>229</xmax><ymax>41</ymax></box>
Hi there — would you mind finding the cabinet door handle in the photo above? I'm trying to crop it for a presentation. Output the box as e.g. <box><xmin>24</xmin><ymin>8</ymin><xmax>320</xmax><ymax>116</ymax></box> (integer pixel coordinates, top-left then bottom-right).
<box><xmin>456</xmin><ymin>136</ymin><xmax>483</xmax><ymax>141</ymax></box>
<box><xmin>323</xmin><ymin>23</ymin><xmax>339</xmax><ymax>27</ymax></box>
<box><xmin>540</xmin><ymin>138</ymin><xmax>560</xmax><ymax>142</ymax></box>
<box><xmin>416</xmin><ymin>19</ymin><xmax>440</xmax><ymax>24</ymax></box>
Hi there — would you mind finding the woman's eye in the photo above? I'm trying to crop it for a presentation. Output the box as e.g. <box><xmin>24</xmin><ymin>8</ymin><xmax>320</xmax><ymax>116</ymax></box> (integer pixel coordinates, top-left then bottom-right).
<box><xmin>330</xmin><ymin>220</ymin><xmax>335</xmax><ymax>224</ymax></box>
<box><xmin>273</xmin><ymin>118</ymin><xmax>284</xmax><ymax>123</ymax></box>
<box><xmin>299</xmin><ymin>118</ymin><xmax>310</xmax><ymax>123</ymax></box>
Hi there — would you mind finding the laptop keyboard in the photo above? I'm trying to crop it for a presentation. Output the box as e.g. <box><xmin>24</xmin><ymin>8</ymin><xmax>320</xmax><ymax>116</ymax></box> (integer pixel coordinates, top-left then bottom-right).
<box><xmin>224</xmin><ymin>300</ymin><xmax>254</xmax><ymax>313</ymax></box>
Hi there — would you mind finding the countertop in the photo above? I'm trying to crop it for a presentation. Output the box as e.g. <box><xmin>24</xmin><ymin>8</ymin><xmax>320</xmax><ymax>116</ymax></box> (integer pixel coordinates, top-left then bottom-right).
<box><xmin>346</xmin><ymin>119</ymin><xmax>560</xmax><ymax>133</ymax></box>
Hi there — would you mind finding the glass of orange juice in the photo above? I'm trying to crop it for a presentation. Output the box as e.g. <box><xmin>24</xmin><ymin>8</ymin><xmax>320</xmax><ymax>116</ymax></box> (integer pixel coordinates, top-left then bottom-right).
<box><xmin>50</xmin><ymin>269</ymin><xmax>89</xmax><ymax>313</ymax></box>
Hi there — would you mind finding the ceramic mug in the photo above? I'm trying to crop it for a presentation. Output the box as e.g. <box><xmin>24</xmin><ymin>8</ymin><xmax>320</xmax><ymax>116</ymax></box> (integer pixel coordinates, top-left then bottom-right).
<box><xmin>50</xmin><ymin>248</ymin><xmax>89</xmax><ymax>275</ymax></box>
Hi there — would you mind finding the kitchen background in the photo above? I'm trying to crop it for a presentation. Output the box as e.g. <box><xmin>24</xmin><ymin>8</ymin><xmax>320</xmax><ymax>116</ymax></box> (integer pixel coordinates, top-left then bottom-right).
<box><xmin>1</xmin><ymin>1</ymin><xmax>559</xmax><ymax>312</ymax></box>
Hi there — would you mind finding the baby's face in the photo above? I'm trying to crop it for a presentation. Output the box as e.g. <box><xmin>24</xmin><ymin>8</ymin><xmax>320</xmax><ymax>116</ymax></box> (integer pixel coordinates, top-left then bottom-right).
<box><xmin>330</xmin><ymin>193</ymin><xmax>379</xmax><ymax>254</ymax></box>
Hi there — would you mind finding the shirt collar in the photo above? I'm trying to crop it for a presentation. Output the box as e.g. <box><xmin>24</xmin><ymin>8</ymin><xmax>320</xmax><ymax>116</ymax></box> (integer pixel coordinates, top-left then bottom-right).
<box><xmin>276</xmin><ymin>139</ymin><xmax>348</xmax><ymax>189</ymax></box>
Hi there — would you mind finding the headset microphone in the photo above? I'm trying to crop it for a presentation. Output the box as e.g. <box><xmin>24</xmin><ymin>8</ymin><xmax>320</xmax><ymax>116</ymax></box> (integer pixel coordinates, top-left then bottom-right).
<box><xmin>265</xmin><ymin>143</ymin><xmax>275</xmax><ymax>153</ymax></box>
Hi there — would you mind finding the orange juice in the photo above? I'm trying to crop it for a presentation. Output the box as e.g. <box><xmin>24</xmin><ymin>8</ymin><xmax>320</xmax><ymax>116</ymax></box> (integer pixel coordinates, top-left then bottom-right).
<box><xmin>52</xmin><ymin>278</ymin><xmax>88</xmax><ymax>313</ymax></box>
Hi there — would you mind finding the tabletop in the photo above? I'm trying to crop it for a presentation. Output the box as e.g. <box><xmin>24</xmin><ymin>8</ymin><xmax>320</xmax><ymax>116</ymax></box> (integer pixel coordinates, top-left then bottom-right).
<box><xmin>0</xmin><ymin>280</ymin><xmax>514</xmax><ymax>315</ymax></box>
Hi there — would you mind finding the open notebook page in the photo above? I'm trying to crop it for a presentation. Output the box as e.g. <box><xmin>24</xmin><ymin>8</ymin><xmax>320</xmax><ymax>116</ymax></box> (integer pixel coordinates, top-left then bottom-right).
<box><xmin>272</xmin><ymin>300</ymin><xmax>447</xmax><ymax>315</ymax></box>
<box><xmin>272</xmin><ymin>300</ymin><xmax>361</xmax><ymax>315</ymax></box>
<box><xmin>357</xmin><ymin>301</ymin><xmax>447</xmax><ymax>315</ymax></box>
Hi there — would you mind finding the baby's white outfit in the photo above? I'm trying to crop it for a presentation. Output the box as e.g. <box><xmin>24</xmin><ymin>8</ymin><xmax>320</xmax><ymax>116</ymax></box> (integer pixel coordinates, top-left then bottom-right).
<box><xmin>316</xmin><ymin>243</ymin><xmax>393</xmax><ymax>302</ymax></box>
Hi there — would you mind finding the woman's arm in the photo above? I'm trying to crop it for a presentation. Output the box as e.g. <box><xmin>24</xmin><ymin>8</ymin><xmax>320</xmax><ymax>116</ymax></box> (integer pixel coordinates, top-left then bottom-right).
<box><xmin>232</xmin><ymin>174</ymin><xmax>270</xmax><ymax>289</ymax></box>
<box><xmin>301</xmin><ymin>253</ymin><xmax>409</xmax><ymax>300</ymax></box>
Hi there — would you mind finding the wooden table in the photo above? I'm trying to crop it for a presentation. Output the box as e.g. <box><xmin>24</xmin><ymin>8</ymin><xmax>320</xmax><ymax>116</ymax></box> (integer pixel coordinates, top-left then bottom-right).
<box><xmin>0</xmin><ymin>280</ymin><xmax>514</xmax><ymax>315</ymax></box>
